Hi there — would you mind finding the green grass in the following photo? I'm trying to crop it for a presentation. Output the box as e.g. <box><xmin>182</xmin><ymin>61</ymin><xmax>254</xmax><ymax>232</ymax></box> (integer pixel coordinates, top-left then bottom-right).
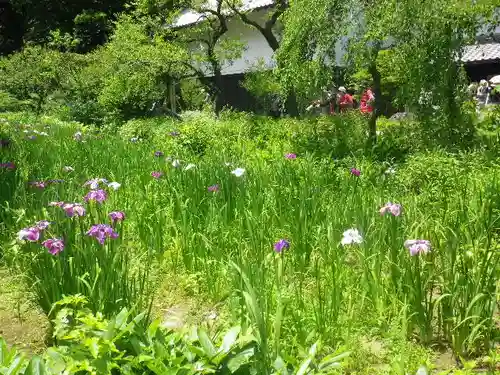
<box><xmin>0</xmin><ymin>112</ymin><xmax>499</xmax><ymax>374</ymax></box>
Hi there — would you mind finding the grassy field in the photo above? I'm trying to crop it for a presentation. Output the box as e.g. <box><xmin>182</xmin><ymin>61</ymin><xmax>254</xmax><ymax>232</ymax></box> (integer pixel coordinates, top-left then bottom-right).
<box><xmin>0</xmin><ymin>112</ymin><xmax>498</xmax><ymax>374</ymax></box>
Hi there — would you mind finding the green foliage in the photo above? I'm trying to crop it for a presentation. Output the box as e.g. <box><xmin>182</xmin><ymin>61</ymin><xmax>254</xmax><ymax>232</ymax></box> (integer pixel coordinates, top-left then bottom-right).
<box><xmin>349</xmin><ymin>50</ymin><xmax>401</xmax><ymax>114</ymax></box>
<box><xmin>1</xmin><ymin>112</ymin><xmax>499</xmax><ymax>367</ymax></box>
<box><xmin>118</xmin><ymin>117</ymin><xmax>178</xmax><ymax>140</ymax></box>
<box><xmin>91</xmin><ymin>16</ymin><xmax>187</xmax><ymax>122</ymax></box>
<box><xmin>1</xmin><ymin>294</ymin><xmax>349</xmax><ymax>374</ymax></box>
<box><xmin>0</xmin><ymin>336</ymin><xmax>49</xmax><ymax>375</ymax></box>
<box><xmin>373</xmin><ymin>117</ymin><xmax>421</xmax><ymax>161</ymax></box>
<box><xmin>277</xmin><ymin>0</ymin><xmax>350</xmax><ymax>100</ymax></box>
<box><xmin>180</xmin><ymin>79</ymin><xmax>209</xmax><ymax>111</ymax></box>
<box><xmin>386</xmin><ymin>0</ymin><xmax>498</xmax><ymax>144</ymax></box>
<box><xmin>477</xmin><ymin>106</ymin><xmax>500</xmax><ymax>132</ymax></box>
<box><xmin>0</xmin><ymin>11</ymin><xmax>199</xmax><ymax>125</ymax></box>
<box><xmin>0</xmin><ymin>92</ymin><xmax>31</xmax><ymax>113</ymax></box>
<box><xmin>0</xmin><ymin>46</ymin><xmax>73</xmax><ymax>114</ymax></box>
<box><xmin>241</xmin><ymin>69</ymin><xmax>282</xmax><ymax>113</ymax></box>
<box><xmin>9</xmin><ymin>0</ymin><xmax>124</xmax><ymax>50</ymax></box>
<box><xmin>278</xmin><ymin>0</ymin><xmax>499</xmax><ymax>143</ymax></box>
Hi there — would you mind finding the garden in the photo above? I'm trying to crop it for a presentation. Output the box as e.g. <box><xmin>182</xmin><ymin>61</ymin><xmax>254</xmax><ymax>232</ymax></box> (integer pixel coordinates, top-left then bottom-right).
<box><xmin>0</xmin><ymin>110</ymin><xmax>499</xmax><ymax>375</ymax></box>
<box><xmin>0</xmin><ymin>1</ymin><xmax>500</xmax><ymax>374</ymax></box>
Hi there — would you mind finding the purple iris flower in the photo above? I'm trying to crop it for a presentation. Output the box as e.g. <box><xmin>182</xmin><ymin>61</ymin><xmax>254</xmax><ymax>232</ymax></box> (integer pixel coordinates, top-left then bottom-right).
<box><xmin>404</xmin><ymin>240</ymin><xmax>431</xmax><ymax>256</ymax></box>
<box><xmin>273</xmin><ymin>239</ymin><xmax>290</xmax><ymax>253</ymax></box>
<box><xmin>62</xmin><ymin>203</ymin><xmax>86</xmax><ymax>217</ymax></box>
<box><xmin>29</xmin><ymin>181</ymin><xmax>46</xmax><ymax>189</ymax></box>
<box><xmin>42</xmin><ymin>238</ymin><xmax>65</xmax><ymax>255</ymax></box>
<box><xmin>0</xmin><ymin>162</ymin><xmax>15</xmax><ymax>169</ymax></box>
<box><xmin>109</xmin><ymin>211</ymin><xmax>125</xmax><ymax>223</ymax></box>
<box><xmin>208</xmin><ymin>184</ymin><xmax>219</xmax><ymax>192</ymax></box>
<box><xmin>285</xmin><ymin>153</ymin><xmax>297</xmax><ymax>159</ymax></box>
<box><xmin>84</xmin><ymin>189</ymin><xmax>107</xmax><ymax>204</ymax></box>
<box><xmin>350</xmin><ymin>168</ymin><xmax>361</xmax><ymax>177</ymax></box>
<box><xmin>84</xmin><ymin>178</ymin><xmax>108</xmax><ymax>189</ymax></box>
<box><xmin>36</xmin><ymin>220</ymin><xmax>51</xmax><ymax>230</ymax></box>
<box><xmin>380</xmin><ymin>202</ymin><xmax>402</xmax><ymax>217</ymax></box>
<box><xmin>86</xmin><ymin>224</ymin><xmax>119</xmax><ymax>245</ymax></box>
<box><xmin>18</xmin><ymin>227</ymin><xmax>40</xmax><ymax>242</ymax></box>
<box><xmin>154</xmin><ymin>151</ymin><xmax>164</xmax><ymax>157</ymax></box>
<box><xmin>151</xmin><ymin>171</ymin><xmax>163</xmax><ymax>179</ymax></box>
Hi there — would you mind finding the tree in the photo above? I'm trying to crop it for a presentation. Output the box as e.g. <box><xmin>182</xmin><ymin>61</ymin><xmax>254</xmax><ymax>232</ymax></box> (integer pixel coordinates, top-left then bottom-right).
<box><xmin>84</xmin><ymin>16</ymin><xmax>189</xmax><ymax>121</ymax></box>
<box><xmin>0</xmin><ymin>45</ymin><xmax>80</xmax><ymax>114</ymax></box>
<box><xmin>387</xmin><ymin>0</ymin><xmax>499</xmax><ymax>146</ymax></box>
<box><xmin>135</xmin><ymin>0</ymin><xmax>244</xmax><ymax>114</ymax></box>
<box><xmin>178</xmin><ymin>0</ymin><xmax>236</xmax><ymax>114</ymax></box>
<box><xmin>277</xmin><ymin>0</ymin><xmax>498</xmax><ymax>146</ymax></box>
<box><xmin>276</xmin><ymin>0</ymin><xmax>350</xmax><ymax>112</ymax></box>
<box><xmin>224</xmin><ymin>0</ymin><xmax>300</xmax><ymax>116</ymax></box>
<box><xmin>8</xmin><ymin>0</ymin><xmax>127</xmax><ymax>52</ymax></box>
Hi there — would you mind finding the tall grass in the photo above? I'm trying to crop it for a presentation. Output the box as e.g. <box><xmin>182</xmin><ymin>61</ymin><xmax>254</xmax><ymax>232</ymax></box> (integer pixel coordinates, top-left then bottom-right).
<box><xmin>0</xmin><ymin>113</ymin><xmax>498</xmax><ymax>358</ymax></box>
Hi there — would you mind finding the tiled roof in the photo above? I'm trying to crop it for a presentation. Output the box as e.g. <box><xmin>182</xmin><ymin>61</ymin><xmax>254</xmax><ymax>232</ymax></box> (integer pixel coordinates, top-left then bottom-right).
<box><xmin>462</xmin><ymin>43</ymin><xmax>500</xmax><ymax>63</ymax></box>
<box><xmin>174</xmin><ymin>0</ymin><xmax>275</xmax><ymax>27</ymax></box>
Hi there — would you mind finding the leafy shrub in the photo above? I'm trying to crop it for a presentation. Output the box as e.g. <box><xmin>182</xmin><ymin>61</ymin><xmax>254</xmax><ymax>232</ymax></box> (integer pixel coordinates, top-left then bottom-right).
<box><xmin>0</xmin><ymin>46</ymin><xmax>75</xmax><ymax>114</ymax></box>
<box><xmin>1</xmin><ymin>295</ymin><xmax>349</xmax><ymax>375</ymax></box>
<box><xmin>92</xmin><ymin>16</ymin><xmax>187</xmax><ymax>122</ymax></box>
<box><xmin>118</xmin><ymin>117</ymin><xmax>178</xmax><ymax>140</ymax></box>
<box><xmin>372</xmin><ymin>117</ymin><xmax>422</xmax><ymax>161</ymax></box>
<box><xmin>0</xmin><ymin>91</ymin><xmax>31</xmax><ymax>113</ymax></box>
<box><xmin>289</xmin><ymin>112</ymin><xmax>366</xmax><ymax>158</ymax></box>
<box><xmin>477</xmin><ymin>106</ymin><xmax>500</xmax><ymax>132</ymax></box>
<box><xmin>241</xmin><ymin>69</ymin><xmax>282</xmax><ymax>114</ymax></box>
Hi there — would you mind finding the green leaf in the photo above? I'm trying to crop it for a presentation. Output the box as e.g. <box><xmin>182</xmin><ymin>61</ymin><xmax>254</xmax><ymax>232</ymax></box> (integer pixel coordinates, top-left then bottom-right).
<box><xmin>45</xmin><ymin>348</ymin><xmax>66</xmax><ymax>373</ymax></box>
<box><xmin>318</xmin><ymin>351</ymin><xmax>350</xmax><ymax>370</ymax></box>
<box><xmin>295</xmin><ymin>357</ymin><xmax>312</xmax><ymax>375</ymax></box>
<box><xmin>147</xmin><ymin>319</ymin><xmax>161</xmax><ymax>342</ymax></box>
<box><xmin>85</xmin><ymin>337</ymin><xmax>100</xmax><ymax>358</ymax></box>
<box><xmin>226</xmin><ymin>347</ymin><xmax>255</xmax><ymax>373</ymax></box>
<box><xmin>273</xmin><ymin>355</ymin><xmax>286</xmax><ymax>371</ymax></box>
<box><xmin>5</xmin><ymin>356</ymin><xmax>25</xmax><ymax>375</ymax></box>
<box><xmin>308</xmin><ymin>341</ymin><xmax>318</xmax><ymax>357</ymax></box>
<box><xmin>197</xmin><ymin>327</ymin><xmax>217</xmax><ymax>359</ymax></box>
<box><xmin>115</xmin><ymin>307</ymin><xmax>129</xmax><ymax>329</ymax></box>
<box><xmin>220</xmin><ymin>326</ymin><xmax>241</xmax><ymax>354</ymax></box>
<box><xmin>24</xmin><ymin>356</ymin><xmax>47</xmax><ymax>375</ymax></box>
<box><xmin>0</xmin><ymin>337</ymin><xmax>8</xmax><ymax>365</ymax></box>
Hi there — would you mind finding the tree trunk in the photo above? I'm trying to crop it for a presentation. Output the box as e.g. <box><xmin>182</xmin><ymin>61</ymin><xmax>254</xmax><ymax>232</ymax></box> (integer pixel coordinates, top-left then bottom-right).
<box><xmin>212</xmin><ymin>67</ymin><xmax>225</xmax><ymax>115</ymax></box>
<box><xmin>284</xmin><ymin>91</ymin><xmax>299</xmax><ymax>117</ymax></box>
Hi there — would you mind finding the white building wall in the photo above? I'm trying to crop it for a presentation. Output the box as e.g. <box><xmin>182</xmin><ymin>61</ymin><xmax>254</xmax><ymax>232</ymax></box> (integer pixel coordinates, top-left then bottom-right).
<box><xmin>210</xmin><ymin>9</ymin><xmax>348</xmax><ymax>76</ymax></box>
<box><xmin>218</xmin><ymin>10</ymin><xmax>276</xmax><ymax>75</ymax></box>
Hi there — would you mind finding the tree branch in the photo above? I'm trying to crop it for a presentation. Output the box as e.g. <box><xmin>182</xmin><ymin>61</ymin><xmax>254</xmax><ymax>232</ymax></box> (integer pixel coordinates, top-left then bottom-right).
<box><xmin>197</xmin><ymin>0</ymin><xmax>228</xmax><ymax>35</ymax></box>
<box><xmin>265</xmin><ymin>0</ymin><xmax>288</xmax><ymax>30</ymax></box>
<box><xmin>224</xmin><ymin>0</ymin><xmax>286</xmax><ymax>51</ymax></box>
<box><xmin>225</xmin><ymin>0</ymin><xmax>266</xmax><ymax>34</ymax></box>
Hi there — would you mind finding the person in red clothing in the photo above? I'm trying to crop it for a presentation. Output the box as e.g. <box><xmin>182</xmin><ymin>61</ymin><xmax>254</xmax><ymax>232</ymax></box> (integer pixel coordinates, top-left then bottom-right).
<box><xmin>337</xmin><ymin>86</ymin><xmax>354</xmax><ymax>112</ymax></box>
<box><xmin>360</xmin><ymin>87</ymin><xmax>375</xmax><ymax>114</ymax></box>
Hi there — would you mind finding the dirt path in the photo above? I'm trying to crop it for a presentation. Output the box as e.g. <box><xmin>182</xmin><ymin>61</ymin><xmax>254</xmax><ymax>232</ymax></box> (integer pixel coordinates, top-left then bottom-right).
<box><xmin>0</xmin><ymin>267</ymin><xmax>49</xmax><ymax>353</ymax></box>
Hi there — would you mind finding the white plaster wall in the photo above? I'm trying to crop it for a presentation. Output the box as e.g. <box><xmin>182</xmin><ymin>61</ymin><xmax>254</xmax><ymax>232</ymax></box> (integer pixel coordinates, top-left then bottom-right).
<box><xmin>217</xmin><ymin>10</ymin><xmax>277</xmax><ymax>76</ymax></box>
<box><xmin>204</xmin><ymin>9</ymin><xmax>348</xmax><ymax>76</ymax></box>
